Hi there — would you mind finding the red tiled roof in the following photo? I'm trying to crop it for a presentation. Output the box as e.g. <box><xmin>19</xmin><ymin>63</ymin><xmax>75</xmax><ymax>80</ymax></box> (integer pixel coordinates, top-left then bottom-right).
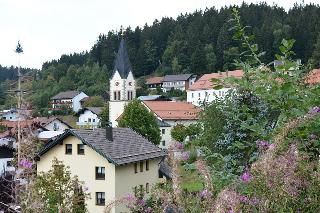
<box><xmin>306</xmin><ymin>69</ymin><xmax>320</xmax><ymax>85</ymax></box>
<box><xmin>188</xmin><ymin>70</ymin><xmax>244</xmax><ymax>91</ymax></box>
<box><xmin>146</xmin><ymin>76</ymin><xmax>164</xmax><ymax>85</ymax></box>
<box><xmin>143</xmin><ymin>101</ymin><xmax>200</xmax><ymax>120</ymax></box>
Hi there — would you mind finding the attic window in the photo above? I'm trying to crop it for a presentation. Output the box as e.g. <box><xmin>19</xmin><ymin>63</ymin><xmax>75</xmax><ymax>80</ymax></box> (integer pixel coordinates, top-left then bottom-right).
<box><xmin>65</xmin><ymin>144</ymin><xmax>72</xmax><ymax>155</ymax></box>
<box><xmin>77</xmin><ymin>144</ymin><xmax>85</xmax><ymax>155</ymax></box>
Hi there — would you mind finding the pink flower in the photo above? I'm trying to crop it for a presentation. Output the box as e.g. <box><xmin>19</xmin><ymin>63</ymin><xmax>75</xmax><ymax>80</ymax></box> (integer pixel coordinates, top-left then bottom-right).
<box><xmin>181</xmin><ymin>152</ymin><xmax>189</xmax><ymax>161</ymax></box>
<box><xmin>199</xmin><ymin>189</ymin><xmax>212</xmax><ymax>199</ymax></box>
<box><xmin>256</xmin><ymin>140</ymin><xmax>270</xmax><ymax>149</ymax></box>
<box><xmin>240</xmin><ymin>171</ymin><xmax>251</xmax><ymax>182</ymax></box>
<box><xmin>308</xmin><ymin>106</ymin><xmax>320</xmax><ymax>114</ymax></box>
<box><xmin>268</xmin><ymin>143</ymin><xmax>276</xmax><ymax>150</ymax></box>
<box><xmin>175</xmin><ymin>142</ymin><xmax>184</xmax><ymax>150</ymax></box>
<box><xmin>19</xmin><ymin>159</ymin><xmax>33</xmax><ymax>169</ymax></box>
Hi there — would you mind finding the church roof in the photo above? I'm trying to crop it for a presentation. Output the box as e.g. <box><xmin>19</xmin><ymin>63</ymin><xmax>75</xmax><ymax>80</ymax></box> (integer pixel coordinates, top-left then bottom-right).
<box><xmin>113</xmin><ymin>39</ymin><xmax>133</xmax><ymax>79</ymax></box>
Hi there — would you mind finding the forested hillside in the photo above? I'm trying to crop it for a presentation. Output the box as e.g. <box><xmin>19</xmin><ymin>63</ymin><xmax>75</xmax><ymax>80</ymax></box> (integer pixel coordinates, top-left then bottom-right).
<box><xmin>1</xmin><ymin>2</ymin><xmax>320</xmax><ymax>110</ymax></box>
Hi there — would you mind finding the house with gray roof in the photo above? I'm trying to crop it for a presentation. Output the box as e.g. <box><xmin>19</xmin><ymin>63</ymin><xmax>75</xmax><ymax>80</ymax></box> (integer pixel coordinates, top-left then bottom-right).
<box><xmin>50</xmin><ymin>90</ymin><xmax>88</xmax><ymax>112</ymax></box>
<box><xmin>76</xmin><ymin>107</ymin><xmax>103</xmax><ymax>128</ymax></box>
<box><xmin>36</xmin><ymin>127</ymin><xmax>167</xmax><ymax>213</ymax></box>
<box><xmin>162</xmin><ymin>74</ymin><xmax>197</xmax><ymax>92</ymax></box>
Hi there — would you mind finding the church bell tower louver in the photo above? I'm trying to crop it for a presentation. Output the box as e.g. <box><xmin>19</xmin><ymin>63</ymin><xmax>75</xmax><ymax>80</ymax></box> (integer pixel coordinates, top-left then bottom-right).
<box><xmin>109</xmin><ymin>39</ymin><xmax>136</xmax><ymax>127</ymax></box>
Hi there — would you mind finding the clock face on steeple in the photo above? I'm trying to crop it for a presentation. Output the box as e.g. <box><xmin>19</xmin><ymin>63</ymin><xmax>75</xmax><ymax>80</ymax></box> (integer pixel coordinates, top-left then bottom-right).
<box><xmin>115</xmin><ymin>82</ymin><xmax>119</xmax><ymax>86</ymax></box>
<box><xmin>129</xmin><ymin>82</ymin><xmax>132</xmax><ymax>86</ymax></box>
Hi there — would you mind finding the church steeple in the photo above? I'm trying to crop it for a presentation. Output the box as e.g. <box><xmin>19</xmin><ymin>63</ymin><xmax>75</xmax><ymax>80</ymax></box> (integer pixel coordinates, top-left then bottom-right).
<box><xmin>109</xmin><ymin>38</ymin><xmax>136</xmax><ymax>127</ymax></box>
<box><xmin>113</xmin><ymin>39</ymin><xmax>132</xmax><ymax>79</ymax></box>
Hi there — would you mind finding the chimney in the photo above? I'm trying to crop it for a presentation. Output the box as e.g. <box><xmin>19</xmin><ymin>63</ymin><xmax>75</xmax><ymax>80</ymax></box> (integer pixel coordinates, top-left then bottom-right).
<box><xmin>106</xmin><ymin>122</ymin><xmax>113</xmax><ymax>141</ymax></box>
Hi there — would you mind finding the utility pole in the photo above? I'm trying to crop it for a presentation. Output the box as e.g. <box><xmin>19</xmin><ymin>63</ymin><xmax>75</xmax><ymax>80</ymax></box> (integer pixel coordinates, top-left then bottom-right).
<box><xmin>15</xmin><ymin>40</ymin><xmax>23</xmax><ymax>205</ymax></box>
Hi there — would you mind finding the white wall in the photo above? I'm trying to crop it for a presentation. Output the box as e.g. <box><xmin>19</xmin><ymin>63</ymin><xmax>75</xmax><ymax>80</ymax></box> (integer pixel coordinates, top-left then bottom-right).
<box><xmin>77</xmin><ymin>110</ymin><xmax>101</xmax><ymax>128</ymax></box>
<box><xmin>45</xmin><ymin>119</ymin><xmax>70</xmax><ymax>131</ymax></box>
<box><xmin>73</xmin><ymin>92</ymin><xmax>89</xmax><ymax>112</ymax></box>
<box><xmin>187</xmin><ymin>88</ymin><xmax>231</xmax><ymax>106</ymax></box>
<box><xmin>160</xmin><ymin>120</ymin><xmax>198</xmax><ymax>149</ymax></box>
<box><xmin>2</xmin><ymin>112</ymin><xmax>18</xmax><ymax>121</ymax></box>
<box><xmin>0</xmin><ymin>158</ymin><xmax>15</xmax><ymax>174</ymax></box>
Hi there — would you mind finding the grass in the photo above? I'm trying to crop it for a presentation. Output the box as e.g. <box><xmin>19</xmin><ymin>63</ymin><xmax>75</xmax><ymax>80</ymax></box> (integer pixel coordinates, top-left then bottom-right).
<box><xmin>179</xmin><ymin>163</ymin><xmax>204</xmax><ymax>192</ymax></box>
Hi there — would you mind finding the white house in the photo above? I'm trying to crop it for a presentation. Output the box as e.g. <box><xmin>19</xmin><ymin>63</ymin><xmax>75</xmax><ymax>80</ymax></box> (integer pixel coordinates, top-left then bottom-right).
<box><xmin>33</xmin><ymin>117</ymin><xmax>72</xmax><ymax>132</ymax></box>
<box><xmin>0</xmin><ymin>132</ymin><xmax>16</xmax><ymax>175</ymax></box>
<box><xmin>77</xmin><ymin>107</ymin><xmax>102</xmax><ymax>128</ymax></box>
<box><xmin>36</xmin><ymin>127</ymin><xmax>167</xmax><ymax>213</ymax></box>
<box><xmin>187</xmin><ymin>70</ymin><xmax>244</xmax><ymax>106</ymax></box>
<box><xmin>51</xmin><ymin>91</ymin><xmax>88</xmax><ymax>112</ymax></box>
<box><xmin>142</xmin><ymin>100</ymin><xmax>201</xmax><ymax>149</ymax></box>
<box><xmin>1</xmin><ymin>109</ymin><xmax>32</xmax><ymax>121</ymax></box>
<box><xmin>109</xmin><ymin>39</ymin><xmax>136</xmax><ymax>127</ymax></box>
<box><xmin>162</xmin><ymin>74</ymin><xmax>197</xmax><ymax>92</ymax></box>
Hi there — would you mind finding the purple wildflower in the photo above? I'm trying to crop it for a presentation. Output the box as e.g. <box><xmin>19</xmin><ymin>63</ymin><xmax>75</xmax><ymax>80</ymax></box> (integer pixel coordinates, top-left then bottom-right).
<box><xmin>124</xmin><ymin>194</ymin><xmax>135</xmax><ymax>202</ymax></box>
<box><xmin>256</xmin><ymin>140</ymin><xmax>270</xmax><ymax>149</ymax></box>
<box><xmin>145</xmin><ymin>207</ymin><xmax>153</xmax><ymax>213</ymax></box>
<box><xmin>175</xmin><ymin>142</ymin><xmax>184</xmax><ymax>150</ymax></box>
<box><xmin>19</xmin><ymin>159</ymin><xmax>33</xmax><ymax>169</ymax></box>
<box><xmin>250</xmin><ymin>197</ymin><xmax>259</xmax><ymax>205</ymax></box>
<box><xmin>268</xmin><ymin>143</ymin><xmax>276</xmax><ymax>150</ymax></box>
<box><xmin>228</xmin><ymin>210</ymin><xmax>235</xmax><ymax>213</ymax></box>
<box><xmin>308</xmin><ymin>106</ymin><xmax>320</xmax><ymax>114</ymax></box>
<box><xmin>137</xmin><ymin>199</ymin><xmax>146</xmax><ymax>207</ymax></box>
<box><xmin>199</xmin><ymin>189</ymin><xmax>212</xmax><ymax>199</ymax></box>
<box><xmin>239</xmin><ymin>195</ymin><xmax>249</xmax><ymax>204</ymax></box>
<box><xmin>181</xmin><ymin>152</ymin><xmax>189</xmax><ymax>161</ymax></box>
<box><xmin>240</xmin><ymin>170</ymin><xmax>251</xmax><ymax>182</ymax></box>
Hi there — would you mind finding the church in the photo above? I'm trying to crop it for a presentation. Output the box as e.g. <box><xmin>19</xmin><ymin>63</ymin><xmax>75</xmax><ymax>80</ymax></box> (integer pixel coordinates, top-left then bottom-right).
<box><xmin>109</xmin><ymin>39</ymin><xmax>136</xmax><ymax>127</ymax></box>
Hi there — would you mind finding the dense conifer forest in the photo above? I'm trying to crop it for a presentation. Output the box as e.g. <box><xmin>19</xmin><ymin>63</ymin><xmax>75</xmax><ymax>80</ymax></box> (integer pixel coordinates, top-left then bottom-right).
<box><xmin>1</xmin><ymin>2</ymin><xmax>320</xmax><ymax>109</ymax></box>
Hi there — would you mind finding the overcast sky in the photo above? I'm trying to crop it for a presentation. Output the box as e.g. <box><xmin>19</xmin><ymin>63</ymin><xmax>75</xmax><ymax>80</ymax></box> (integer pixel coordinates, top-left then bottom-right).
<box><xmin>0</xmin><ymin>0</ymin><xmax>318</xmax><ymax>69</ymax></box>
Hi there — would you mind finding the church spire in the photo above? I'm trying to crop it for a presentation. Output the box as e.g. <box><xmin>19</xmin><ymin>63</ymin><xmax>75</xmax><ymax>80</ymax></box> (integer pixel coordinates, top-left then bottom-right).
<box><xmin>113</xmin><ymin>39</ymin><xmax>132</xmax><ymax>79</ymax></box>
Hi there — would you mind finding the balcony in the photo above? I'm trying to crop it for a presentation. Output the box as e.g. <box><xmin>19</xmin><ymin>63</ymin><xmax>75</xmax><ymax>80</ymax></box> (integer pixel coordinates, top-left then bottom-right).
<box><xmin>76</xmin><ymin>121</ymin><xmax>100</xmax><ymax>128</ymax></box>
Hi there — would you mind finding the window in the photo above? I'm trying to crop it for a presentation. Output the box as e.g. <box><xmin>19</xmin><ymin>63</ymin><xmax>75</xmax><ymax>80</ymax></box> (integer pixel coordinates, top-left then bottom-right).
<box><xmin>96</xmin><ymin>192</ymin><xmax>105</xmax><ymax>205</ymax></box>
<box><xmin>140</xmin><ymin>161</ymin><xmax>143</xmax><ymax>172</ymax></box>
<box><xmin>53</xmin><ymin>122</ymin><xmax>59</xmax><ymax>131</ymax></box>
<box><xmin>113</xmin><ymin>91</ymin><xmax>117</xmax><ymax>100</ymax></box>
<box><xmin>191</xmin><ymin>93</ymin><xmax>194</xmax><ymax>98</ymax></box>
<box><xmin>219</xmin><ymin>91</ymin><xmax>221</xmax><ymax>96</ymax></box>
<box><xmin>198</xmin><ymin>93</ymin><xmax>201</xmax><ymax>98</ymax></box>
<box><xmin>146</xmin><ymin>183</ymin><xmax>150</xmax><ymax>193</ymax></box>
<box><xmin>65</xmin><ymin>144</ymin><xmax>72</xmax><ymax>154</ymax></box>
<box><xmin>95</xmin><ymin>167</ymin><xmax>105</xmax><ymax>180</ymax></box>
<box><xmin>77</xmin><ymin>144</ymin><xmax>85</xmax><ymax>155</ymax></box>
<box><xmin>146</xmin><ymin>160</ymin><xmax>149</xmax><ymax>171</ymax></box>
<box><xmin>7</xmin><ymin>161</ymin><xmax>12</xmax><ymax>167</ymax></box>
<box><xmin>162</xmin><ymin>129</ymin><xmax>165</xmax><ymax>134</ymax></box>
<box><xmin>139</xmin><ymin>185</ymin><xmax>143</xmax><ymax>197</ymax></box>
<box><xmin>205</xmin><ymin>91</ymin><xmax>208</xmax><ymax>97</ymax></box>
<box><xmin>162</xmin><ymin>140</ymin><xmax>166</xmax><ymax>146</ymax></box>
<box><xmin>117</xmin><ymin>91</ymin><xmax>121</xmax><ymax>100</ymax></box>
<box><xmin>88</xmin><ymin>118</ymin><xmax>91</xmax><ymax>122</ymax></box>
<box><xmin>134</xmin><ymin>163</ymin><xmax>138</xmax><ymax>173</ymax></box>
<box><xmin>93</xmin><ymin>119</ymin><xmax>95</xmax><ymax>122</ymax></box>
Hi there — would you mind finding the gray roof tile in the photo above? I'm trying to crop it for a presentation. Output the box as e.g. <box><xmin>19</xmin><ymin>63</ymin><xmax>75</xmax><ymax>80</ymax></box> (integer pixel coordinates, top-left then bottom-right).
<box><xmin>52</xmin><ymin>91</ymin><xmax>81</xmax><ymax>100</ymax></box>
<box><xmin>162</xmin><ymin>74</ymin><xmax>194</xmax><ymax>82</ymax></box>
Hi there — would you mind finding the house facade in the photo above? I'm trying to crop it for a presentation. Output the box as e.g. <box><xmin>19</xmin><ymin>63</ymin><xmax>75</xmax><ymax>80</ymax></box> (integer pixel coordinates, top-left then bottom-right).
<box><xmin>36</xmin><ymin>128</ymin><xmax>166</xmax><ymax>213</ymax></box>
<box><xmin>142</xmin><ymin>101</ymin><xmax>200</xmax><ymax>149</ymax></box>
<box><xmin>1</xmin><ymin>109</ymin><xmax>31</xmax><ymax>121</ymax></box>
<box><xmin>146</xmin><ymin>76</ymin><xmax>164</xmax><ymax>90</ymax></box>
<box><xmin>33</xmin><ymin>117</ymin><xmax>71</xmax><ymax>132</ymax></box>
<box><xmin>77</xmin><ymin>107</ymin><xmax>102</xmax><ymax>128</ymax></box>
<box><xmin>187</xmin><ymin>70</ymin><xmax>244</xmax><ymax>106</ymax></box>
<box><xmin>51</xmin><ymin>91</ymin><xmax>88</xmax><ymax>112</ymax></box>
<box><xmin>0</xmin><ymin>132</ymin><xmax>16</xmax><ymax>175</ymax></box>
<box><xmin>109</xmin><ymin>39</ymin><xmax>136</xmax><ymax>127</ymax></box>
<box><xmin>161</xmin><ymin>74</ymin><xmax>197</xmax><ymax>92</ymax></box>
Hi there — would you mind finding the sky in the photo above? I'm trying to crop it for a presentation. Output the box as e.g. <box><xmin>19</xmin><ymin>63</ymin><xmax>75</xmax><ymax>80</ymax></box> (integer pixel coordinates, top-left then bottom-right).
<box><xmin>0</xmin><ymin>0</ymin><xmax>318</xmax><ymax>69</ymax></box>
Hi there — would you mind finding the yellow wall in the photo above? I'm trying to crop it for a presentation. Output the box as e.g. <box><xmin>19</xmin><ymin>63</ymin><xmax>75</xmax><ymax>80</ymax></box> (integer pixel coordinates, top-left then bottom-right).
<box><xmin>37</xmin><ymin>136</ymin><xmax>116</xmax><ymax>213</ymax></box>
<box><xmin>37</xmin><ymin>136</ymin><xmax>163</xmax><ymax>213</ymax></box>
<box><xmin>115</xmin><ymin>159</ymin><xmax>161</xmax><ymax>212</ymax></box>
